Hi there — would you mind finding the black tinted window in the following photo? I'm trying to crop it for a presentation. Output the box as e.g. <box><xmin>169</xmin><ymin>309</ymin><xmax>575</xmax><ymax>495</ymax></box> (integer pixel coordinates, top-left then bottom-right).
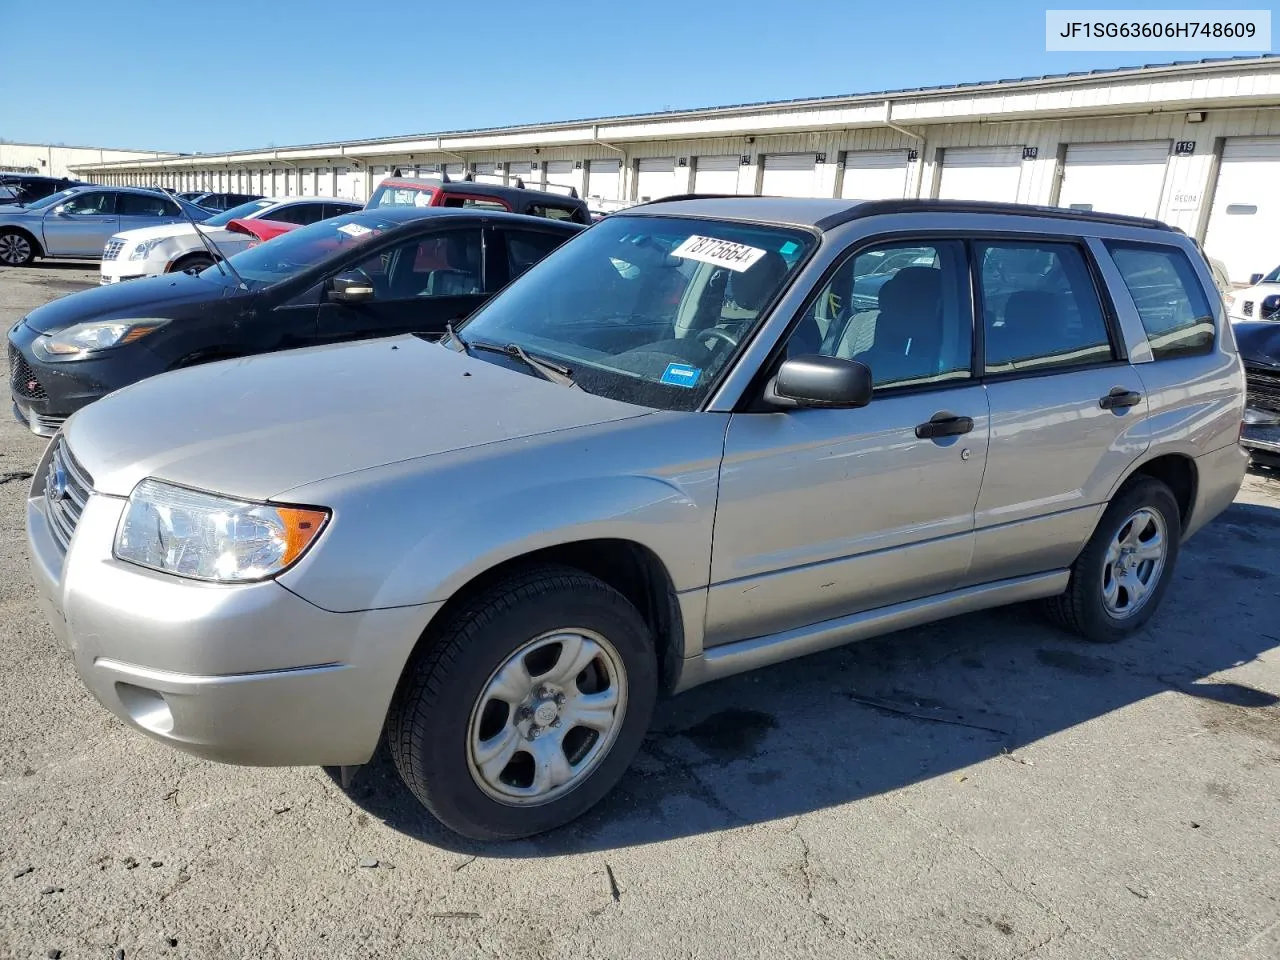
<box><xmin>269</xmin><ymin>203</ymin><xmax>327</xmax><ymax>225</ymax></box>
<box><xmin>803</xmin><ymin>240</ymin><xmax>972</xmax><ymax>388</ymax></box>
<box><xmin>977</xmin><ymin>242</ymin><xmax>1113</xmax><ymax>374</ymax></box>
<box><xmin>118</xmin><ymin>192</ymin><xmax>177</xmax><ymax>217</ymax></box>
<box><xmin>1106</xmin><ymin>243</ymin><xmax>1215</xmax><ymax>359</ymax></box>
<box><xmin>322</xmin><ymin>203</ymin><xmax>358</xmax><ymax>220</ymax></box>
<box><xmin>351</xmin><ymin>229</ymin><xmax>485</xmax><ymax>300</ymax></box>
<box><xmin>505</xmin><ymin>230</ymin><xmax>566</xmax><ymax>280</ymax></box>
<box><xmin>529</xmin><ymin>204</ymin><xmax>579</xmax><ymax>222</ymax></box>
<box><xmin>442</xmin><ymin>196</ymin><xmax>509</xmax><ymax>212</ymax></box>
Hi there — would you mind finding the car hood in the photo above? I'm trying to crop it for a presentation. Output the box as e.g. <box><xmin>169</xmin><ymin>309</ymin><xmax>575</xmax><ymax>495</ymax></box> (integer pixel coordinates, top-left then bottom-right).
<box><xmin>110</xmin><ymin>222</ymin><xmax>226</xmax><ymax>245</ymax></box>
<box><xmin>1234</xmin><ymin>320</ymin><xmax>1280</xmax><ymax>367</ymax></box>
<box><xmin>22</xmin><ymin>270</ymin><xmax>243</xmax><ymax>333</ymax></box>
<box><xmin>64</xmin><ymin>335</ymin><xmax>654</xmax><ymax>500</ymax></box>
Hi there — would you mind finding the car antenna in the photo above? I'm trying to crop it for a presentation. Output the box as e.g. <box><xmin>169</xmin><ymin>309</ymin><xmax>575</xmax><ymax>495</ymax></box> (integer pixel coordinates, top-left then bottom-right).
<box><xmin>170</xmin><ymin>194</ymin><xmax>247</xmax><ymax>291</ymax></box>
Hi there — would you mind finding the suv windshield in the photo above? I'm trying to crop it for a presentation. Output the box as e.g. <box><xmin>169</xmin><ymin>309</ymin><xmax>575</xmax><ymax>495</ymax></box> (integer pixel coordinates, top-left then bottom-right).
<box><xmin>368</xmin><ymin>182</ymin><xmax>435</xmax><ymax>209</ymax></box>
<box><xmin>456</xmin><ymin>215</ymin><xmax>814</xmax><ymax>411</ymax></box>
<box><xmin>204</xmin><ymin>198</ymin><xmax>276</xmax><ymax>227</ymax></box>
<box><xmin>1262</xmin><ymin>264</ymin><xmax>1280</xmax><ymax>284</ymax></box>
<box><xmin>212</xmin><ymin>213</ymin><xmax>395</xmax><ymax>286</ymax></box>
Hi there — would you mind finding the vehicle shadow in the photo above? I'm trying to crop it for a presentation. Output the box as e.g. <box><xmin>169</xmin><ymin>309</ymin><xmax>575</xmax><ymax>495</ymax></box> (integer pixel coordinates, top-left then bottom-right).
<box><xmin>332</xmin><ymin>500</ymin><xmax>1280</xmax><ymax>855</ymax></box>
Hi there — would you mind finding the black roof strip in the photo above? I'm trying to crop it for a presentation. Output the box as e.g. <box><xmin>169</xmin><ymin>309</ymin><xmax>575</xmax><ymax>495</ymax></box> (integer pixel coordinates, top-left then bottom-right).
<box><xmin>813</xmin><ymin>199</ymin><xmax>1176</xmax><ymax>232</ymax></box>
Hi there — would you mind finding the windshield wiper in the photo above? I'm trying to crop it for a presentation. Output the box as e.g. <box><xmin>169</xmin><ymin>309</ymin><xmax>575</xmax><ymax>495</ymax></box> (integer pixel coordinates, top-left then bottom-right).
<box><xmin>468</xmin><ymin>339</ymin><xmax>577</xmax><ymax>388</ymax></box>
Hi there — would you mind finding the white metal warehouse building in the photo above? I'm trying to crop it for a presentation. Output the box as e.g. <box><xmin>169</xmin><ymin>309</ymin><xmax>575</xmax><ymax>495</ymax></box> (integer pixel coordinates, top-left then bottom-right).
<box><xmin>74</xmin><ymin>55</ymin><xmax>1280</xmax><ymax>283</ymax></box>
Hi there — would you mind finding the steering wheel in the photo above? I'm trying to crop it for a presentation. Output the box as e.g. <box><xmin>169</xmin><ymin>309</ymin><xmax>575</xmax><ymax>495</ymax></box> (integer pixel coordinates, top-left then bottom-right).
<box><xmin>700</xmin><ymin>327</ymin><xmax>740</xmax><ymax>351</ymax></box>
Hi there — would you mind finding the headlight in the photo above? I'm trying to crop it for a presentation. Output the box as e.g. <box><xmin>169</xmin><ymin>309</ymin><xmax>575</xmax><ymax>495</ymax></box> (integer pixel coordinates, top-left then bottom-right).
<box><xmin>33</xmin><ymin>318</ymin><xmax>170</xmax><ymax>360</ymax></box>
<box><xmin>1225</xmin><ymin>294</ymin><xmax>1236</xmax><ymax>311</ymax></box>
<box><xmin>128</xmin><ymin>238</ymin><xmax>168</xmax><ymax>261</ymax></box>
<box><xmin>114</xmin><ymin>479</ymin><xmax>329</xmax><ymax>583</ymax></box>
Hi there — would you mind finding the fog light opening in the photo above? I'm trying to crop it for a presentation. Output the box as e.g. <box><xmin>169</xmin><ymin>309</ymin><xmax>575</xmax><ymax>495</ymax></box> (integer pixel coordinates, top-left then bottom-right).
<box><xmin>115</xmin><ymin>683</ymin><xmax>175</xmax><ymax>735</ymax></box>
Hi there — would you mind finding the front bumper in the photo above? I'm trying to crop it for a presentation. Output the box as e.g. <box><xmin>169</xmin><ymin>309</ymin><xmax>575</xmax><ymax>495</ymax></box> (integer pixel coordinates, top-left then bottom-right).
<box><xmin>8</xmin><ymin>321</ymin><xmax>158</xmax><ymax>429</ymax></box>
<box><xmin>99</xmin><ymin>251</ymin><xmax>162</xmax><ymax>283</ymax></box>
<box><xmin>26</xmin><ymin>442</ymin><xmax>436</xmax><ymax>766</ymax></box>
<box><xmin>1241</xmin><ymin>408</ymin><xmax>1280</xmax><ymax>460</ymax></box>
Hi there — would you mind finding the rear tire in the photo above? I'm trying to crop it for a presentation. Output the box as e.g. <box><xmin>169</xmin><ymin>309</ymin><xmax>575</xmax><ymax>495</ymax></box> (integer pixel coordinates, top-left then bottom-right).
<box><xmin>1043</xmin><ymin>476</ymin><xmax>1181</xmax><ymax>643</ymax></box>
<box><xmin>0</xmin><ymin>229</ymin><xmax>37</xmax><ymax>266</ymax></box>
<box><xmin>387</xmin><ymin>565</ymin><xmax>657</xmax><ymax>841</ymax></box>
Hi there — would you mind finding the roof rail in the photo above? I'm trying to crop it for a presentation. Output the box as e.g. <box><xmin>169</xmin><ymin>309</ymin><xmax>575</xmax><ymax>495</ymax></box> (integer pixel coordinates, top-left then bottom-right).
<box><xmin>817</xmin><ymin>198</ymin><xmax>1175</xmax><ymax>231</ymax></box>
<box><xmin>513</xmin><ymin>177</ymin><xmax>525</xmax><ymax>189</ymax></box>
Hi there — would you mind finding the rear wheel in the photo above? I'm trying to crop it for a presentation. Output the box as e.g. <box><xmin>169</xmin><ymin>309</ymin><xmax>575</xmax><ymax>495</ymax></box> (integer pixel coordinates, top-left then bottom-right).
<box><xmin>0</xmin><ymin>230</ymin><xmax>36</xmax><ymax>266</ymax></box>
<box><xmin>387</xmin><ymin>565</ymin><xmax>657</xmax><ymax>840</ymax></box>
<box><xmin>1044</xmin><ymin>476</ymin><xmax>1181</xmax><ymax>643</ymax></box>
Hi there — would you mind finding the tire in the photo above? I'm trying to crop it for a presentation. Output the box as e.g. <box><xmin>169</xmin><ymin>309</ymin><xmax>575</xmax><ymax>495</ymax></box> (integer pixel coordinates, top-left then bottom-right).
<box><xmin>1044</xmin><ymin>476</ymin><xmax>1182</xmax><ymax>643</ymax></box>
<box><xmin>387</xmin><ymin>565</ymin><xmax>657</xmax><ymax>840</ymax></box>
<box><xmin>171</xmin><ymin>254</ymin><xmax>214</xmax><ymax>274</ymax></box>
<box><xmin>0</xmin><ymin>229</ymin><xmax>37</xmax><ymax>267</ymax></box>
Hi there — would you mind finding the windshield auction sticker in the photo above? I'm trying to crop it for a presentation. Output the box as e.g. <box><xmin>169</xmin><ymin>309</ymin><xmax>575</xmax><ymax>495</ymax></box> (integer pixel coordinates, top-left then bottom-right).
<box><xmin>671</xmin><ymin>235</ymin><xmax>767</xmax><ymax>273</ymax></box>
<box><xmin>337</xmin><ymin>223</ymin><xmax>374</xmax><ymax>238</ymax></box>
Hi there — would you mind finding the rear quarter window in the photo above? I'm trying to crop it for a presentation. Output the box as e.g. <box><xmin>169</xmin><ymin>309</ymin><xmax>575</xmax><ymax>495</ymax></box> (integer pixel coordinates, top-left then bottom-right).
<box><xmin>1105</xmin><ymin>243</ymin><xmax>1215</xmax><ymax>360</ymax></box>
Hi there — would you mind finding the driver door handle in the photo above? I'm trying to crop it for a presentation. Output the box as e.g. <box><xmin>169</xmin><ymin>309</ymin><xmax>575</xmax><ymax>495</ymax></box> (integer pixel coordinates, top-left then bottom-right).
<box><xmin>1098</xmin><ymin>387</ymin><xmax>1142</xmax><ymax>410</ymax></box>
<box><xmin>915</xmin><ymin>412</ymin><xmax>975</xmax><ymax>440</ymax></box>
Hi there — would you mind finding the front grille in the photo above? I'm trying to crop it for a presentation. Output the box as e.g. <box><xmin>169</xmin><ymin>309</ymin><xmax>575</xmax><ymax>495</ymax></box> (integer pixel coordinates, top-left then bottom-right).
<box><xmin>8</xmin><ymin>343</ymin><xmax>46</xmax><ymax>400</ymax></box>
<box><xmin>1243</xmin><ymin>301</ymin><xmax>1254</xmax><ymax>317</ymax></box>
<box><xmin>43</xmin><ymin>439</ymin><xmax>93</xmax><ymax>552</ymax></box>
<box><xmin>102</xmin><ymin>238</ymin><xmax>126</xmax><ymax>261</ymax></box>
<box><xmin>1245</xmin><ymin>363</ymin><xmax>1280</xmax><ymax>415</ymax></box>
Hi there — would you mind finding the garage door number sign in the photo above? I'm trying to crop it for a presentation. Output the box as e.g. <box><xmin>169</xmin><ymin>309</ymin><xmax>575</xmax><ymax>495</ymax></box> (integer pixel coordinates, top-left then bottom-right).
<box><xmin>671</xmin><ymin>235</ymin><xmax>766</xmax><ymax>272</ymax></box>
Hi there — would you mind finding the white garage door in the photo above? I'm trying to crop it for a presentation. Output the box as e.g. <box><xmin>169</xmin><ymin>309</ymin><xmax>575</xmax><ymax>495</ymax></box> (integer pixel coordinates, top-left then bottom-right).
<box><xmin>1205</xmin><ymin>137</ymin><xmax>1280</xmax><ymax>285</ymax></box>
<box><xmin>588</xmin><ymin>159</ymin><xmax>621</xmax><ymax>200</ymax></box>
<box><xmin>937</xmin><ymin>146</ymin><xmax>1023</xmax><ymax>201</ymax></box>
<box><xmin>515</xmin><ymin>162</ymin><xmax>542</xmax><ymax>188</ymax></box>
<box><xmin>300</xmin><ymin>169</ymin><xmax>316</xmax><ymax>197</ymax></box>
<box><xmin>546</xmin><ymin>160</ymin><xmax>575</xmax><ymax>191</ymax></box>
<box><xmin>473</xmin><ymin>162</ymin><xmax>500</xmax><ymax>183</ymax></box>
<box><xmin>762</xmin><ymin>153</ymin><xmax>819</xmax><ymax>198</ymax></box>
<box><xmin>636</xmin><ymin>158</ymin><xmax>677</xmax><ymax>201</ymax></box>
<box><xmin>693</xmin><ymin>156</ymin><xmax>740</xmax><ymax>194</ymax></box>
<box><xmin>840</xmin><ymin>150</ymin><xmax>911</xmax><ymax>200</ymax></box>
<box><xmin>1057</xmin><ymin>141</ymin><xmax>1170</xmax><ymax>219</ymax></box>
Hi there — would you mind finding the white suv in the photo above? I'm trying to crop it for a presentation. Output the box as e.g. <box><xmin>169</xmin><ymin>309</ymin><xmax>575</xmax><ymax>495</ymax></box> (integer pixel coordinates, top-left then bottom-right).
<box><xmin>98</xmin><ymin>197</ymin><xmax>361</xmax><ymax>284</ymax></box>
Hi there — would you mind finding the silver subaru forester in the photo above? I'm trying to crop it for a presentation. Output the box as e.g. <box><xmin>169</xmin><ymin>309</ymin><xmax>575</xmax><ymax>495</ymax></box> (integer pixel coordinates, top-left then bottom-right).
<box><xmin>27</xmin><ymin>197</ymin><xmax>1247</xmax><ymax>840</ymax></box>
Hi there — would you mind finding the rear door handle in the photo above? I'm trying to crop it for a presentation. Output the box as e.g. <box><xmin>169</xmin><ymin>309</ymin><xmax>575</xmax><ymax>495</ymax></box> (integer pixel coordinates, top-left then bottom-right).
<box><xmin>915</xmin><ymin>412</ymin><xmax>975</xmax><ymax>440</ymax></box>
<box><xmin>1099</xmin><ymin>387</ymin><xmax>1142</xmax><ymax>410</ymax></box>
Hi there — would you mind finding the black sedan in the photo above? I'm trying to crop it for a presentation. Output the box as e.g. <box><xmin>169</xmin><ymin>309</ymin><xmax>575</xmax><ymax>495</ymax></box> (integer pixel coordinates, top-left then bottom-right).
<box><xmin>8</xmin><ymin>207</ymin><xmax>581</xmax><ymax>435</ymax></box>
<box><xmin>1236</xmin><ymin>320</ymin><xmax>1280</xmax><ymax>469</ymax></box>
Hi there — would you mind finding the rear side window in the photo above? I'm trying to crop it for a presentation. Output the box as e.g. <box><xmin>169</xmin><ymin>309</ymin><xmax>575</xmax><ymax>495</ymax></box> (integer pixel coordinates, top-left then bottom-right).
<box><xmin>528</xmin><ymin>204</ymin><xmax>580</xmax><ymax>223</ymax></box>
<box><xmin>118</xmin><ymin>193</ymin><xmax>177</xmax><ymax>217</ymax></box>
<box><xmin>1105</xmin><ymin>243</ymin><xmax>1214</xmax><ymax>360</ymax></box>
<box><xmin>441</xmin><ymin>196</ymin><xmax>509</xmax><ymax>212</ymax></box>
<box><xmin>977</xmin><ymin>241</ymin><xmax>1113</xmax><ymax>374</ymax></box>
<box><xmin>269</xmin><ymin>203</ymin><xmax>327</xmax><ymax>225</ymax></box>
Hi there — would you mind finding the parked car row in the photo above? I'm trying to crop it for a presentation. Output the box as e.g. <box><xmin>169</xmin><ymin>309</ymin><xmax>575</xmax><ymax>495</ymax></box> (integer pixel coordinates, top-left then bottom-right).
<box><xmin>0</xmin><ymin>172</ymin><xmax>88</xmax><ymax>206</ymax></box>
<box><xmin>14</xmin><ymin>196</ymin><xmax>1252</xmax><ymax>842</ymax></box>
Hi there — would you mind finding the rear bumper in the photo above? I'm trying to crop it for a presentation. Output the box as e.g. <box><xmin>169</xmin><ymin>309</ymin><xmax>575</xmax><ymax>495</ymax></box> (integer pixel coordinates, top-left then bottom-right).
<box><xmin>1184</xmin><ymin>441</ymin><xmax>1250</xmax><ymax>540</ymax></box>
<box><xmin>27</xmin><ymin>453</ymin><xmax>435</xmax><ymax>767</ymax></box>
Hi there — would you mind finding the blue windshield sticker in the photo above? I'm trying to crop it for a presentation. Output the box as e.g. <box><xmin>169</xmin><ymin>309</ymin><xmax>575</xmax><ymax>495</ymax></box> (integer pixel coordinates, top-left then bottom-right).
<box><xmin>779</xmin><ymin>241</ymin><xmax>799</xmax><ymax>255</ymax></box>
<box><xmin>660</xmin><ymin>362</ymin><xmax>702</xmax><ymax>388</ymax></box>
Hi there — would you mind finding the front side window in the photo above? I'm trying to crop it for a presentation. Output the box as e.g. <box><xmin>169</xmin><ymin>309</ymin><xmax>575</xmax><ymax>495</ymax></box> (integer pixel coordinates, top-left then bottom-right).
<box><xmin>348</xmin><ymin>229</ymin><xmax>484</xmax><ymax>300</ymax></box>
<box><xmin>59</xmin><ymin>191</ymin><xmax>116</xmax><ymax>216</ymax></box>
<box><xmin>1106</xmin><ymin>243</ymin><xmax>1214</xmax><ymax>360</ymax></box>
<box><xmin>204</xmin><ymin>199</ymin><xmax>276</xmax><ymax>227</ymax></box>
<box><xmin>457</xmin><ymin>215</ymin><xmax>814</xmax><ymax>410</ymax></box>
<box><xmin>268</xmin><ymin>203</ymin><xmax>327</xmax><ymax>225</ymax></box>
<box><xmin>798</xmin><ymin>240</ymin><xmax>972</xmax><ymax>389</ymax></box>
<box><xmin>977</xmin><ymin>242</ymin><xmax>1113</xmax><ymax>373</ymax></box>
<box><xmin>118</xmin><ymin>193</ymin><xmax>177</xmax><ymax>217</ymax></box>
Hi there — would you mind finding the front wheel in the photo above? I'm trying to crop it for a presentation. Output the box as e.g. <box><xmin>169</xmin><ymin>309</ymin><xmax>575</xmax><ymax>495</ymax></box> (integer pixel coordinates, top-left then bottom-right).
<box><xmin>0</xmin><ymin>230</ymin><xmax>36</xmax><ymax>266</ymax></box>
<box><xmin>171</xmin><ymin>254</ymin><xmax>215</xmax><ymax>275</ymax></box>
<box><xmin>1044</xmin><ymin>476</ymin><xmax>1181</xmax><ymax>643</ymax></box>
<box><xmin>387</xmin><ymin>565</ymin><xmax>657</xmax><ymax>840</ymax></box>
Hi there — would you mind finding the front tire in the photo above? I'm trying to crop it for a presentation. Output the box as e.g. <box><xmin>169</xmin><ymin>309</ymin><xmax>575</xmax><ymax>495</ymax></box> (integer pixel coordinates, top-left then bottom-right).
<box><xmin>387</xmin><ymin>565</ymin><xmax>657</xmax><ymax>840</ymax></box>
<box><xmin>171</xmin><ymin>253</ymin><xmax>215</xmax><ymax>275</ymax></box>
<box><xmin>1044</xmin><ymin>476</ymin><xmax>1181</xmax><ymax>643</ymax></box>
<box><xmin>0</xmin><ymin>230</ymin><xmax>37</xmax><ymax>266</ymax></box>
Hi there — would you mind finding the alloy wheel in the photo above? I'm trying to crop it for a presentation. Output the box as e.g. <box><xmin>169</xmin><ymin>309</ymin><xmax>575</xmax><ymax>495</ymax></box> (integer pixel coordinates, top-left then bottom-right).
<box><xmin>1101</xmin><ymin>507</ymin><xmax>1167</xmax><ymax>619</ymax></box>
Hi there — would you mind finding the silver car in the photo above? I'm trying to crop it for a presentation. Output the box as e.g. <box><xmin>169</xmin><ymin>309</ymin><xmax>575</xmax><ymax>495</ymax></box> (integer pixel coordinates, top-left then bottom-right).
<box><xmin>0</xmin><ymin>185</ymin><xmax>210</xmax><ymax>266</ymax></box>
<box><xmin>27</xmin><ymin>197</ymin><xmax>1247</xmax><ymax>840</ymax></box>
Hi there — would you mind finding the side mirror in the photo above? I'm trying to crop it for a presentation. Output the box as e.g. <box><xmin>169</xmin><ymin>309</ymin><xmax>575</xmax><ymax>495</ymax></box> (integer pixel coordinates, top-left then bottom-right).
<box><xmin>1250</xmin><ymin>273</ymin><xmax>1265</xmax><ymax>286</ymax></box>
<box><xmin>327</xmin><ymin>271</ymin><xmax>374</xmax><ymax>303</ymax></box>
<box><xmin>768</xmin><ymin>354</ymin><xmax>873</xmax><ymax>409</ymax></box>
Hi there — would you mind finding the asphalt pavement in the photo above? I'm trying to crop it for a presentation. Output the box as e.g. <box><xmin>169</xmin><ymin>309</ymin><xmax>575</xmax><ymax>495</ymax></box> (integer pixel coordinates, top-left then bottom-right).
<box><xmin>1</xmin><ymin>262</ymin><xmax>1278</xmax><ymax>960</ymax></box>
